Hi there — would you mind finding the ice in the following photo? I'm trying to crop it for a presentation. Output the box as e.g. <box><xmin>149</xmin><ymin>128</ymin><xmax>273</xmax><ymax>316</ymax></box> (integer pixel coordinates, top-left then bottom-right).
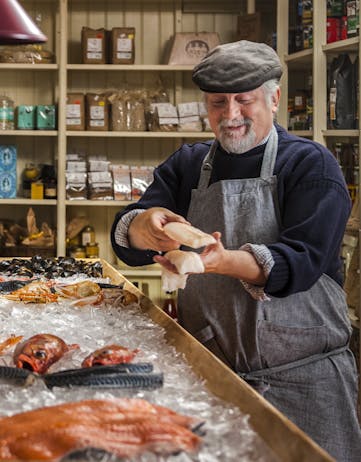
<box><xmin>0</xmin><ymin>280</ymin><xmax>279</xmax><ymax>462</ymax></box>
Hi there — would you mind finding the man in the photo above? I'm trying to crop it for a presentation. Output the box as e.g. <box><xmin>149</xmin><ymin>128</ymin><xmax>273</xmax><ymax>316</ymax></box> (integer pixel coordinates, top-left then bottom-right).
<box><xmin>111</xmin><ymin>41</ymin><xmax>361</xmax><ymax>461</ymax></box>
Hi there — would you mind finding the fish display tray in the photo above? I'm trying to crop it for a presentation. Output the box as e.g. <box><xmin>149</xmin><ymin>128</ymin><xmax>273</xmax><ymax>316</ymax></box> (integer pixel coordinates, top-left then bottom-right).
<box><xmin>103</xmin><ymin>260</ymin><xmax>334</xmax><ymax>462</ymax></box>
<box><xmin>0</xmin><ymin>258</ymin><xmax>334</xmax><ymax>462</ymax></box>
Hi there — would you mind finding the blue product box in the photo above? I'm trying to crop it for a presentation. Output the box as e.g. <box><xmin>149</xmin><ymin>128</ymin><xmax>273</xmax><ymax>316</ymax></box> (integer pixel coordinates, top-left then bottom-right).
<box><xmin>0</xmin><ymin>171</ymin><xmax>16</xmax><ymax>198</ymax></box>
<box><xmin>0</xmin><ymin>145</ymin><xmax>17</xmax><ymax>172</ymax></box>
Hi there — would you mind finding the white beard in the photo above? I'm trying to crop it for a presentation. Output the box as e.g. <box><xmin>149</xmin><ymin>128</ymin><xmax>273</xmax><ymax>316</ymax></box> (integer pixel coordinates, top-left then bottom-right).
<box><xmin>218</xmin><ymin>119</ymin><xmax>257</xmax><ymax>154</ymax></box>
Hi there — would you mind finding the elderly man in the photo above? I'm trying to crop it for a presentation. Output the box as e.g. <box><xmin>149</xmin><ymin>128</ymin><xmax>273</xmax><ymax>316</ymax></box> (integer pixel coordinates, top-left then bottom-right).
<box><xmin>111</xmin><ymin>41</ymin><xmax>361</xmax><ymax>461</ymax></box>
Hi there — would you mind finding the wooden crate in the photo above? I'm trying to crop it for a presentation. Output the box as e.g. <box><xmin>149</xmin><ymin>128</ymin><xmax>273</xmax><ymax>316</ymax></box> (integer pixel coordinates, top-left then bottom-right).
<box><xmin>104</xmin><ymin>260</ymin><xmax>335</xmax><ymax>462</ymax></box>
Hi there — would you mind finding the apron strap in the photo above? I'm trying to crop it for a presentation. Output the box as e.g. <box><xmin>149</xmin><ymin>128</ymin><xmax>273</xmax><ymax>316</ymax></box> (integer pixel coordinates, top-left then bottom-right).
<box><xmin>197</xmin><ymin>140</ymin><xmax>218</xmax><ymax>190</ymax></box>
<box><xmin>237</xmin><ymin>344</ymin><xmax>348</xmax><ymax>381</ymax></box>
<box><xmin>260</xmin><ymin>124</ymin><xmax>278</xmax><ymax>179</ymax></box>
<box><xmin>197</xmin><ymin>125</ymin><xmax>279</xmax><ymax>190</ymax></box>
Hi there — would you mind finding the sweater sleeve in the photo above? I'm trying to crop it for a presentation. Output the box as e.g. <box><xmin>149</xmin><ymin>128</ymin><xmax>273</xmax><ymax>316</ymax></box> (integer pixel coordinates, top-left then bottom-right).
<box><xmin>264</xmin><ymin>140</ymin><xmax>352</xmax><ymax>297</ymax></box>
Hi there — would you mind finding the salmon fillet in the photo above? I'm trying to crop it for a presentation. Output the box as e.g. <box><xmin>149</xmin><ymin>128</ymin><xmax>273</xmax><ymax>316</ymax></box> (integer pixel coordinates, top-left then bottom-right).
<box><xmin>0</xmin><ymin>398</ymin><xmax>202</xmax><ymax>461</ymax></box>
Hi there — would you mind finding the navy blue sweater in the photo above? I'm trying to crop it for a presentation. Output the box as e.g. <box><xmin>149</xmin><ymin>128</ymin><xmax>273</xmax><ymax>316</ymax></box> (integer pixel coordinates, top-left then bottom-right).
<box><xmin>111</xmin><ymin>124</ymin><xmax>352</xmax><ymax>298</ymax></box>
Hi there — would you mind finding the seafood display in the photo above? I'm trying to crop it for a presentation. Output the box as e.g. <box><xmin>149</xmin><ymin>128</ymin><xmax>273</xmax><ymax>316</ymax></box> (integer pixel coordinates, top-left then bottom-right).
<box><xmin>4</xmin><ymin>280</ymin><xmax>58</xmax><ymax>303</ymax></box>
<box><xmin>13</xmin><ymin>334</ymin><xmax>79</xmax><ymax>374</ymax></box>
<box><xmin>0</xmin><ymin>398</ymin><xmax>202</xmax><ymax>461</ymax></box>
<box><xmin>0</xmin><ymin>256</ymin><xmax>103</xmax><ymax>279</ymax></box>
<box><xmin>0</xmin><ymin>335</ymin><xmax>23</xmax><ymax>354</ymax></box>
<box><xmin>1</xmin><ymin>279</ymin><xmax>138</xmax><ymax>307</ymax></box>
<box><xmin>54</xmin><ymin>280</ymin><xmax>103</xmax><ymax>306</ymax></box>
<box><xmin>81</xmin><ymin>344</ymin><xmax>139</xmax><ymax>367</ymax></box>
<box><xmin>0</xmin><ymin>257</ymin><xmax>282</xmax><ymax>462</ymax></box>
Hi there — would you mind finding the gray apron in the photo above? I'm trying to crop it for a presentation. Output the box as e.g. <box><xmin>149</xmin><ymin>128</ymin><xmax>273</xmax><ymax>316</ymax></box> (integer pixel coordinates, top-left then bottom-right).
<box><xmin>178</xmin><ymin>126</ymin><xmax>361</xmax><ymax>462</ymax></box>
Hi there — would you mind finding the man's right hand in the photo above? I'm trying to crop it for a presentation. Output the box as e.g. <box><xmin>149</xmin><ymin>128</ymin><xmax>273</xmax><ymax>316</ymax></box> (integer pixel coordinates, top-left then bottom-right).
<box><xmin>128</xmin><ymin>207</ymin><xmax>189</xmax><ymax>252</ymax></box>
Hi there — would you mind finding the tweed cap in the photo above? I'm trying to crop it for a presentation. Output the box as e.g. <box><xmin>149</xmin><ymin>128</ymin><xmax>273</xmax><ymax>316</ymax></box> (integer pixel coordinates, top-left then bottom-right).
<box><xmin>192</xmin><ymin>40</ymin><xmax>283</xmax><ymax>93</ymax></box>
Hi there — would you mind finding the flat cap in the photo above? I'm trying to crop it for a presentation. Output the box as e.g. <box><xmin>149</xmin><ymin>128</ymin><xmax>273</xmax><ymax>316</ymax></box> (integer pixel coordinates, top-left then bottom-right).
<box><xmin>192</xmin><ymin>40</ymin><xmax>283</xmax><ymax>93</ymax></box>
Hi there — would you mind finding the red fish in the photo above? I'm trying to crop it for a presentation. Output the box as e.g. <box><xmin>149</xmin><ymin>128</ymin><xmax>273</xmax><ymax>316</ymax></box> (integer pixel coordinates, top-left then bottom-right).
<box><xmin>0</xmin><ymin>398</ymin><xmax>202</xmax><ymax>461</ymax></box>
<box><xmin>13</xmin><ymin>334</ymin><xmax>79</xmax><ymax>374</ymax></box>
<box><xmin>81</xmin><ymin>344</ymin><xmax>139</xmax><ymax>367</ymax></box>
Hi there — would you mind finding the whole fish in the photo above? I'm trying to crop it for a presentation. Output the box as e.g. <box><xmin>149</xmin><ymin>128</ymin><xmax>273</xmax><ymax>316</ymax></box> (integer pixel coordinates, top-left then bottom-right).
<box><xmin>44</xmin><ymin>371</ymin><xmax>163</xmax><ymax>389</ymax></box>
<box><xmin>81</xmin><ymin>344</ymin><xmax>139</xmax><ymax>367</ymax></box>
<box><xmin>0</xmin><ymin>279</ymin><xmax>32</xmax><ymax>294</ymax></box>
<box><xmin>0</xmin><ymin>366</ymin><xmax>36</xmax><ymax>387</ymax></box>
<box><xmin>13</xmin><ymin>334</ymin><xmax>79</xmax><ymax>374</ymax></box>
<box><xmin>0</xmin><ymin>398</ymin><xmax>202</xmax><ymax>461</ymax></box>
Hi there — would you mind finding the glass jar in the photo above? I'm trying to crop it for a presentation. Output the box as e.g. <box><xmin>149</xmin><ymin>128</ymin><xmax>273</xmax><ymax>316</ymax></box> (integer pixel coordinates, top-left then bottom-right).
<box><xmin>85</xmin><ymin>242</ymin><xmax>99</xmax><ymax>258</ymax></box>
<box><xmin>0</xmin><ymin>95</ymin><xmax>14</xmax><ymax>130</ymax></box>
<box><xmin>81</xmin><ymin>225</ymin><xmax>95</xmax><ymax>246</ymax></box>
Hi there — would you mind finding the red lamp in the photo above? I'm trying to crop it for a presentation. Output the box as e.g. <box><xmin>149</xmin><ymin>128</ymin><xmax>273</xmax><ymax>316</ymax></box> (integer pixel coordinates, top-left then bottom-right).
<box><xmin>0</xmin><ymin>0</ymin><xmax>47</xmax><ymax>44</ymax></box>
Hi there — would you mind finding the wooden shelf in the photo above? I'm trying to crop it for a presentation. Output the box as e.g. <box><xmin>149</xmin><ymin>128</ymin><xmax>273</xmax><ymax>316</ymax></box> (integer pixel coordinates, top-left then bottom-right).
<box><xmin>322</xmin><ymin>37</ymin><xmax>359</xmax><ymax>54</ymax></box>
<box><xmin>67</xmin><ymin>64</ymin><xmax>195</xmax><ymax>71</ymax></box>
<box><xmin>66</xmin><ymin>131</ymin><xmax>214</xmax><ymax>138</ymax></box>
<box><xmin>66</xmin><ymin>200</ymin><xmax>132</xmax><ymax>206</ymax></box>
<box><xmin>289</xmin><ymin>130</ymin><xmax>313</xmax><ymax>137</ymax></box>
<box><xmin>0</xmin><ymin>199</ymin><xmax>57</xmax><ymax>205</ymax></box>
<box><xmin>323</xmin><ymin>130</ymin><xmax>360</xmax><ymax>137</ymax></box>
<box><xmin>284</xmin><ymin>49</ymin><xmax>313</xmax><ymax>69</ymax></box>
<box><xmin>0</xmin><ymin>130</ymin><xmax>57</xmax><ymax>136</ymax></box>
<box><xmin>0</xmin><ymin>64</ymin><xmax>58</xmax><ymax>70</ymax></box>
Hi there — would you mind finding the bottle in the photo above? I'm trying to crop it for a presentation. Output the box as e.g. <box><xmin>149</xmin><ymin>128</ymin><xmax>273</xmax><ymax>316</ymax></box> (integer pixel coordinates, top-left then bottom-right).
<box><xmin>162</xmin><ymin>291</ymin><xmax>178</xmax><ymax>320</ymax></box>
<box><xmin>81</xmin><ymin>225</ymin><xmax>95</xmax><ymax>246</ymax></box>
<box><xmin>41</xmin><ymin>164</ymin><xmax>57</xmax><ymax>199</ymax></box>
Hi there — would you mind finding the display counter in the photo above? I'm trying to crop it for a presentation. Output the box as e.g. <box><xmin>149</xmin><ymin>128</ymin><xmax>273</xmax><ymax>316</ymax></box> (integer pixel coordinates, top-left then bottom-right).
<box><xmin>103</xmin><ymin>260</ymin><xmax>335</xmax><ymax>462</ymax></box>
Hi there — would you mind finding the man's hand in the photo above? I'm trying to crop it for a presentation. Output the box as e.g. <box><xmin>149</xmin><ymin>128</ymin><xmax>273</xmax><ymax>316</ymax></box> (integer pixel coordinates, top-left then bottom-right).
<box><xmin>128</xmin><ymin>207</ymin><xmax>189</xmax><ymax>252</ymax></box>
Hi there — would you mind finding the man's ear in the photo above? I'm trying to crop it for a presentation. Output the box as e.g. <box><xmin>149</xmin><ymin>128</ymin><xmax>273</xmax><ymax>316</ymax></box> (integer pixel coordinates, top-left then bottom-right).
<box><xmin>271</xmin><ymin>87</ymin><xmax>281</xmax><ymax>114</ymax></box>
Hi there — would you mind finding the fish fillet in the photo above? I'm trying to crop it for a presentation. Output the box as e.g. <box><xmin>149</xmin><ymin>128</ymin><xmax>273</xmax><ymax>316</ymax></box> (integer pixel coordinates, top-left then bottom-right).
<box><xmin>0</xmin><ymin>398</ymin><xmax>202</xmax><ymax>461</ymax></box>
<box><xmin>163</xmin><ymin>223</ymin><xmax>216</xmax><ymax>248</ymax></box>
<box><xmin>161</xmin><ymin>250</ymin><xmax>204</xmax><ymax>291</ymax></box>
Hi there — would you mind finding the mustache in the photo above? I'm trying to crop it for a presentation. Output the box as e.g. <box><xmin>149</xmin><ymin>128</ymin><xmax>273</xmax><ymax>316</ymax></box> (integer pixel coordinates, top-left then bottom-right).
<box><xmin>218</xmin><ymin>118</ymin><xmax>251</xmax><ymax>128</ymax></box>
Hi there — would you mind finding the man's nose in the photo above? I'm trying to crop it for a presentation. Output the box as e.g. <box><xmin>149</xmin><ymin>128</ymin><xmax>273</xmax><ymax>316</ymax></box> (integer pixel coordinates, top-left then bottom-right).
<box><xmin>224</xmin><ymin>101</ymin><xmax>241</xmax><ymax>119</ymax></box>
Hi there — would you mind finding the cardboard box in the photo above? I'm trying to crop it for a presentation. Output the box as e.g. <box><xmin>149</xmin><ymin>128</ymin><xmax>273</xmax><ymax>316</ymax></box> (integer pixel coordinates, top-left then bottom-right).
<box><xmin>167</xmin><ymin>32</ymin><xmax>220</xmax><ymax>65</ymax></box>
<box><xmin>110</xmin><ymin>27</ymin><xmax>135</xmax><ymax>64</ymax></box>
<box><xmin>66</xmin><ymin>93</ymin><xmax>85</xmax><ymax>131</ymax></box>
<box><xmin>236</xmin><ymin>13</ymin><xmax>262</xmax><ymax>42</ymax></box>
<box><xmin>81</xmin><ymin>27</ymin><xmax>106</xmax><ymax>64</ymax></box>
<box><xmin>16</xmin><ymin>106</ymin><xmax>35</xmax><ymax>130</ymax></box>
<box><xmin>85</xmin><ymin>93</ymin><xmax>109</xmax><ymax>131</ymax></box>
<box><xmin>0</xmin><ymin>145</ymin><xmax>17</xmax><ymax>171</ymax></box>
<box><xmin>36</xmin><ymin>105</ymin><xmax>56</xmax><ymax>130</ymax></box>
<box><xmin>0</xmin><ymin>171</ymin><xmax>16</xmax><ymax>198</ymax></box>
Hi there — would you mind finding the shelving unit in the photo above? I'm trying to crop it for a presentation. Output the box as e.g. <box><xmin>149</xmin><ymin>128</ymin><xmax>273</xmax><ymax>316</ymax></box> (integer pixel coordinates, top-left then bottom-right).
<box><xmin>1</xmin><ymin>0</ymin><xmax>254</xmax><ymax>265</ymax></box>
<box><xmin>276</xmin><ymin>0</ymin><xmax>361</xmax><ymax>383</ymax></box>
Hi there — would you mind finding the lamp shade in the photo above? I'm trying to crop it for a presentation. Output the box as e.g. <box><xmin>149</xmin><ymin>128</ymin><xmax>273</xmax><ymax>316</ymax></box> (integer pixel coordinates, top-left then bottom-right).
<box><xmin>0</xmin><ymin>0</ymin><xmax>47</xmax><ymax>44</ymax></box>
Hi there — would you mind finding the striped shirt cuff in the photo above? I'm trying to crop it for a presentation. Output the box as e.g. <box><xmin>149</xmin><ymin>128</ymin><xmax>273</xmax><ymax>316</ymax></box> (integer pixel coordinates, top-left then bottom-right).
<box><xmin>240</xmin><ymin>243</ymin><xmax>275</xmax><ymax>301</ymax></box>
<box><xmin>114</xmin><ymin>209</ymin><xmax>146</xmax><ymax>248</ymax></box>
